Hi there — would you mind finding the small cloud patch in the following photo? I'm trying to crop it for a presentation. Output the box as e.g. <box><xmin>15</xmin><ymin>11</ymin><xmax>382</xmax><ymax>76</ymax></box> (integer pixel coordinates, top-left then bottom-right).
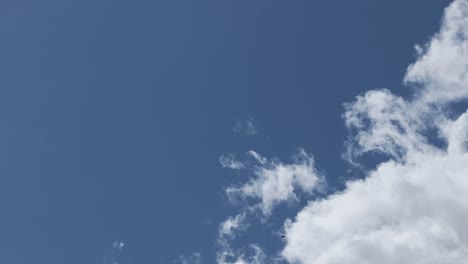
<box><xmin>103</xmin><ymin>241</ymin><xmax>125</xmax><ymax>264</ymax></box>
<box><xmin>233</xmin><ymin>118</ymin><xmax>259</xmax><ymax>136</ymax></box>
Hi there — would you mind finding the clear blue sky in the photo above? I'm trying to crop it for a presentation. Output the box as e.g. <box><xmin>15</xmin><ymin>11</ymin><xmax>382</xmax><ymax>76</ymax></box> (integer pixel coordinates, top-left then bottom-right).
<box><xmin>0</xmin><ymin>1</ymin><xmax>450</xmax><ymax>263</ymax></box>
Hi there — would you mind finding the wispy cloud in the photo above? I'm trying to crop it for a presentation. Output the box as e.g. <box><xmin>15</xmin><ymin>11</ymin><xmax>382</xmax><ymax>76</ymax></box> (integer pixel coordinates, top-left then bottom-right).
<box><xmin>176</xmin><ymin>252</ymin><xmax>202</xmax><ymax>264</ymax></box>
<box><xmin>219</xmin><ymin>213</ymin><xmax>247</xmax><ymax>240</ymax></box>
<box><xmin>217</xmin><ymin>1</ymin><xmax>468</xmax><ymax>263</ymax></box>
<box><xmin>226</xmin><ymin>150</ymin><xmax>324</xmax><ymax>218</ymax></box>
<box><xmin>283</xmin><ymin>1</ymin><xmax>468</xmax><ymax>263</ymax></box>
<box><xmin>233</xmin><ymin>118</ymin><xmax>260</xmax><ymax>136</ymax></box>
<box><xmin>219</xmin><ymin>154</ymin><xmax>246</xmax><ymax>170</ymax></box>
<box><xmin>216</xmin><ymin>151</ymin><xmax>323</xmax><ymax>263</ymax></box>
<box><xmin>218</xmin><ymin>244</ymin><xmax>267</xmax><ymax>264</ymax></box>
<box><xmin>103</xmin><ymin>241</ymin><xmax>125</xmax><ymax>264</ymax></box>
<box><xmin>216</xmin><ymin>213</ymin><xmax>250</xmax><ymax>264</ymax></box>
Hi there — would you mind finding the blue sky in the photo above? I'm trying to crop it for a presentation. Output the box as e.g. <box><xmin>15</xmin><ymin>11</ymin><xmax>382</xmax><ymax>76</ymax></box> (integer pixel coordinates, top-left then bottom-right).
<box><xmin>2</xmin><ymin>1</ymin><xmax>467</xmax><ymax>263</ymax></box>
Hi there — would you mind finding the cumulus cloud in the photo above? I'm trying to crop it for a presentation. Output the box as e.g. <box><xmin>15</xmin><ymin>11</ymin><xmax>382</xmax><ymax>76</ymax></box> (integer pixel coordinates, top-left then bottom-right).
<box><xmin>283</xmin><ymin>151</ymin><xmax>468</xmax><ymax>263</ymax></box>
<box><xmin>233</xmin><ymin>118</ymin><xmax>260</xmax><ymax>136</ymax></box>
<box><xmin>226</xmin><ymin>150</ymin><xmax>323</xmax><ymax>217</ymax></box>
<box><xmin>342</xmin><ymin>88</ymin><xmax>437</xmax><ymax>163</ymax></box>
<box><xmin>405</xmin><ymin>0</ymin><xmax>468</xmax><ymax>104</ymax></box>
<box><xmin>217</xmin><ymin>2</ymin><xmax>468</xmax><ymax>264</ymax></box>
<box><xmin>282</xmin><ymin>1</ymin><xmax>468</xmax><ymax>263</ymax></box>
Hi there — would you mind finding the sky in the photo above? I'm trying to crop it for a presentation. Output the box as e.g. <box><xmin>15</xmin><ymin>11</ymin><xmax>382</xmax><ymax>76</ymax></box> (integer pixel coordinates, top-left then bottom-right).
<box><xmin>1</xmin><ymin>0</ymin><xmax>467</xmax><ymax>263</ymax></box>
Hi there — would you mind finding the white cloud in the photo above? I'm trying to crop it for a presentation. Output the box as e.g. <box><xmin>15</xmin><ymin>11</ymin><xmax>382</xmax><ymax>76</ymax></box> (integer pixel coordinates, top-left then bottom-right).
<box><xmin>217</xmin><ymin>213</ymin><xmax>249</xmax><ymax>264</ymax></box>
<box><xmin>217</xmin><ymin>244</ymin><xmax>267</xmax><ymax>264</ymax></box>
<box><xmin>342</xmin><ymin>88</ymin><xmax>439</xmax><ymax>164</ymax></box>
<box><xmin>248</xmin><ymin>245</ymin><xmax>266</xmax><ymax>264</ymax></box>
<box><xmin>217</xmin><ymin>214</ymin><xmax>280</xmax><ymax>264</ymax></box>
<box><xmin>344</xmin><ymin>0</ymin><xmax>468</xmax><ymax>164</ymax></box>
<box><xmin>442</xmin><ymin>111</ymin><xmax>468</xmax><ymax>154</ymax></box>
<box><xmin>282</xmin><ymin>1</ymin><xmax>468</xmax><ymax>263</ymax></box>
<box><xmin>226</xmin><ymin>150</ymin><xmax>323</xmax><ymax>217</ymax></box>
<box><xmin>246</xmin><ymin>150</ymin><xmax>267</xmax><ymax>165</ymax></box>
<box><xmin>233</xmin><ymin>118</ymin><xmax>260</xmax><ymax>136</ymax></box>
<box><xmin>219</xmin><ymin>213</ymin><xmax>248</xmax><ymax>240</ymax></box>
<box><xmin>220</xmin><ymin>154</ymin><xmax>246</xmax><ymax>170</ymax></box>
<box><xmin>283</xmin><ymin>151</ymin><xmax>468</xmax><ymax>263</ymax></box>
<box><xmin>405</xmin><ymin>0</ymin><xmax>468</xmax><ymax>104</ymax></box>
<box><xmin>217</xmin><ymin>151</ymin><xmax>322</xmax><ymax>263</ymax></box>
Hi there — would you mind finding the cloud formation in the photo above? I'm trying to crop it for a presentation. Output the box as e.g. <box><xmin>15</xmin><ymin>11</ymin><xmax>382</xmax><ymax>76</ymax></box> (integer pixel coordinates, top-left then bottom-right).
<box><xmin>217</xmin><ymin>210</ymin><xmax>268</xmax><ymax>263</ymax></box>
<box><xmin>217</xmin><ymin>151</ymin><xmax>323</xmax><ymax>263</ymax></box>
<box><xmin>219</xmin><ymin>213</ymin><xmax>248</xmax><ymax>240</ymax></box>
<box><xmin>220</xmin><ymin>154</ymin><xmax>246</xmax><ymax>170</ymax></box>
<box><xmin>217</xmin><ymin>243</ymin><xmax>267</xmax><ymax>264</ymax></box>
<box><xmin>226</xmin><ymin>150</ymin><xmax>323</xmax><ymax>217</ymax></box>
<box><xmin>282</xmin><ymin>1</ymin><xmax>468</xmax><ymax>263</ymax></box>
<box><xmin>217</xmin><ymin>2</ymin><xmax>468</xmax><ymax>263</ymax></box>
<box><xmin>405</xmin><ymin>0</ymin><xmax>468</xmax><ymax>104</ymax></box>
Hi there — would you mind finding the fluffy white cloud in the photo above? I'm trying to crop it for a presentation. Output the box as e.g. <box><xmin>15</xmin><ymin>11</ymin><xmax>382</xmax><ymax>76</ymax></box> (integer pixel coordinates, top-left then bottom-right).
<box><xmin>282</xmin><ymin>1</ymin><xmax>468</xmax><ymax>263</ymax></box>
<box><xmin>343</xmin><ymin>89</ymin><xmax>435</xmax><ymax>162</ymax></box>
<box><xmin>405</xmin><ymin>0</ymin><xmax>468</xmax><ymax>104</ymax></box>
<box><xmin>226</xmin><ymin>150</ymin><xmax>323</xmax><ymax>217</ymax></box>
<box><xmin>344</xmin><ymin>0</ymin><xmax>468</xmax><ymax>164</ymax></box>
<box><xmin>217</xmin><ymin>2</ymin><xmax>468</xmax><ymax>263</ymax></box>
<box><xmin>283</xmin><ymin>149</ymin><xmax>468</xmax><ymax>263</ymax></box>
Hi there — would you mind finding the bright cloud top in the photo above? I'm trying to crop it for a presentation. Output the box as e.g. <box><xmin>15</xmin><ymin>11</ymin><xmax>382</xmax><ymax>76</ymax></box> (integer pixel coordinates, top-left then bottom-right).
<box><xmin>283</xmin><ymin>1</ymin><xmax>468</xmax><ymax>263</ymax></box>
<box><xmin>405</xmin><ymin>0</ymin><xmax>468</xmax><ymax>104</ymax></box>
